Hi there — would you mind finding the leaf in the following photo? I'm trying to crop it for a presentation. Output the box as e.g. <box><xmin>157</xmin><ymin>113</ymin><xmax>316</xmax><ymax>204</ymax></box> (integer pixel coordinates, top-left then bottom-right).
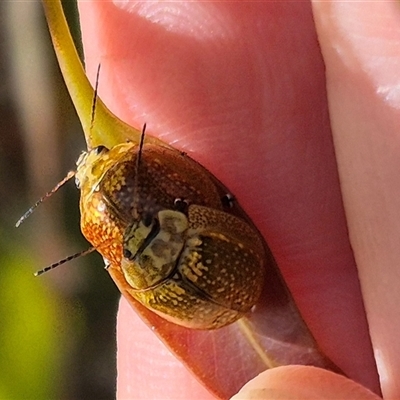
<box><xmin>110</xmin><ymin>239</ymin><xmax>340</xmax><ymax>398</ymax></box>
<box><xmin>41</xmin><ymin>0</ymin><xmax>341</xmax><ymax>398</ymax></box>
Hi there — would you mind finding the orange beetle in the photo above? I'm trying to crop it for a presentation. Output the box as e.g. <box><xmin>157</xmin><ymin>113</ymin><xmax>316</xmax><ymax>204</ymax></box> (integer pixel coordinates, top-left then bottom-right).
<box><xmin>75</xmin><ymin>140</ymin><xmax>266</xmax><ymax>329</ymax></box>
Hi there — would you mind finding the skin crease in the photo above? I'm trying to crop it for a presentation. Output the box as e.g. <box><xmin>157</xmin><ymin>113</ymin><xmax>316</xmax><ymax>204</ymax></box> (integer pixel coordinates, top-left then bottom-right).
<box><xmin>76</xmin><ymin>1</ymin><xmax>399</xmax><ymax>398</ymax></box>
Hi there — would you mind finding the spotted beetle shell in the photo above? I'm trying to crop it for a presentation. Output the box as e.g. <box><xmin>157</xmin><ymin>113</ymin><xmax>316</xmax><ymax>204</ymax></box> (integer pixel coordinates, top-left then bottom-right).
<box><xmin>76</xmin><ymin>142</ymin><xmax>266</xmax><ymax>329</ymax></box>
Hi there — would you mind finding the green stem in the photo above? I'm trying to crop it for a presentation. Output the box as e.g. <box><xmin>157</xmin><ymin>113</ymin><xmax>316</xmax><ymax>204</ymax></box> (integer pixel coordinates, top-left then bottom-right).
<box><xmin>41</xmin><ymin>0</ymin><xmax>141</xmax><ymax>148</ymax></box>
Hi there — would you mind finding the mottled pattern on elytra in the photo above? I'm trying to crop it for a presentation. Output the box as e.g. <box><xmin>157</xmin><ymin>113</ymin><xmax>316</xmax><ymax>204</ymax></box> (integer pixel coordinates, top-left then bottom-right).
<box><xmin>99</xmin><ymin>146</ymin><xmax>222</xmax><ymax>224</ymax></box>
<box><xmin>179</xmin><ymin>233</ymin><xmax>263</xmax><ymax>313</ymax></box>
<box><xmin>131</xmin><ymin>276</ymin><xmax>240</xmax><ymax>329</ymax></box>
<box><xmin>80</xmin><ymin>190</ymin><xmax>124</xmax><ymax>266</ymax></box>
<box><xmin>78</xmin><ymin>142</ymin><xmax>267</xmax><ymax>329</ymax></box>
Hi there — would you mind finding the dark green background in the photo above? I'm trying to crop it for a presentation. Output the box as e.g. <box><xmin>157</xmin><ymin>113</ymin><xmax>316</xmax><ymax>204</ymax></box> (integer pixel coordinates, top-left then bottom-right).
<box><xmin>0</xmin><ymin>2</ymin><xmax>118</xmax><ymax>399</ymax></box>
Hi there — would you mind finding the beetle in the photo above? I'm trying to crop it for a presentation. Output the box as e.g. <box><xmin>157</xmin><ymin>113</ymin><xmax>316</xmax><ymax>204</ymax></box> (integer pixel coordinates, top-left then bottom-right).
<box><xmin>75</xmin><ymin>138</ymin><xmax>266</xmax><ymax>329</ymax></box>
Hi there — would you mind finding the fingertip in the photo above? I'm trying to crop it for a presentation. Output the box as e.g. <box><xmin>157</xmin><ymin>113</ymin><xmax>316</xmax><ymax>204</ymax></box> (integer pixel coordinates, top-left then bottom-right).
<box><xmin>232</xmin><ymin>366</ymin><xmax>381</xmax><ymax>400</ymax></box>
<box><xmin>312</xmin><ymin>2</ymin><xmax>400</xmax><ymax>397</ymax></box>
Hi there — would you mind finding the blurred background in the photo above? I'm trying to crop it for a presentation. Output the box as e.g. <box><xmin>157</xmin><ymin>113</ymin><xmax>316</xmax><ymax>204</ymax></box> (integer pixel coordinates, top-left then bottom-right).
<box><xmin>0</xmin><ymin>2</ymin><xmax>119</xmax><ymax>399</ymax></box>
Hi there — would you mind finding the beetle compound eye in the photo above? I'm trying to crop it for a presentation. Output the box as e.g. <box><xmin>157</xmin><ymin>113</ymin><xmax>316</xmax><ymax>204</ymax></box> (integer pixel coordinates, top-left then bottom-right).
<box><xmin>173</xmin><ymin>198</ymin><xmax>189</xmax><ymax>213</ymax></box>
<box><xmin>221</xmin><ymin>193</ymin><xmax>235</xmax><ymax>209</ymax></box>
<box><xmin>142</xmin><ymin>213</ymin><xmax>153</xmax><ymax>228</ymax></box>
<box><xmin>123</xmin><ymin>248</ymin><xmax>133</xmax><ymax>260</ymax></box>
<box><xmin>93</xmin><ymin>145</ymin><xmax>108</xmax><ymax>155</ymax></box>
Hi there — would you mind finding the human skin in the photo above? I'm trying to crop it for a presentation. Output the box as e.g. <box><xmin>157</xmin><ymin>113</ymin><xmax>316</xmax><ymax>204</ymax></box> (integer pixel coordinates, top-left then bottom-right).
<box><xmin>78</xmin><ymin>1</ymin><xmax>400</xmax><ymax>398</ymax></box>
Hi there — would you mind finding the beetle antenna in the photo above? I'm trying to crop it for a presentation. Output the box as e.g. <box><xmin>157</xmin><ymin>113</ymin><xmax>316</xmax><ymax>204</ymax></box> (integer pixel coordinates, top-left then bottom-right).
<box><xmin>15</xmin><ymin>170</ymin><xmax>76</xmax><ymax>228</ymax></box>
<box><xmin>34</xmin><ymin>247</ymin><xmax>96</xmax><ymax>276</ymax></box>
<box><xmin>16</xmin><ymin>65</ymin><xmax>101</xmax><ymax>228</ymax></box>
<box><xmin>132</xmin><ymin>124</ymin><xmax>146</xmax><ymax>220</ymax></box>
<box><xmin>90</xmin><ymin>63</ymin><xmax>101</xmax><ymax>134</ymax></box>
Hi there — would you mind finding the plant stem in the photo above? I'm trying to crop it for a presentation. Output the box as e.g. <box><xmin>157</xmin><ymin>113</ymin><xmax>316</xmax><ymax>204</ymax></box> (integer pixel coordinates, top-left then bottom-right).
<box><xmin>41</xmin><ymin>0</ymin><xmax>141</xmax><ymax>148</ymax></box>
